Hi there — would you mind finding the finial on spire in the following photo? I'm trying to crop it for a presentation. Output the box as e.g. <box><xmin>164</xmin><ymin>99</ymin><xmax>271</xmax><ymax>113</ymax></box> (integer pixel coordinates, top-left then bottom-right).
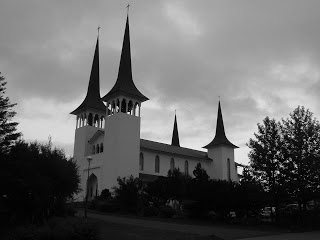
<box><xmin>97</xmin><ymin>26</ymin><xmax>101</xmax><ymax>37</ymax></box>
<box><xmin>218</xmin><ymin>95</ymin><xmax>220</xmax><ymax>101</ymax></box>
<box><xmin>126</xmin><ymin>3</ymin><xmax>130</xmax><ymax>14</ymax></box>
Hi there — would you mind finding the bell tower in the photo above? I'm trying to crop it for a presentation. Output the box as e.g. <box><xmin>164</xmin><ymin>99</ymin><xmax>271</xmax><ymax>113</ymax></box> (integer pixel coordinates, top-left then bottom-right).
<box><xmin>70</xmin><ymin>37</ymin><xmax>106</xmax><ymax>166</ymax></box>
<box><xmin>204</xmin><ymin>101</ymin><xmax>239</xmax><ymax>181</ymax></box>
<box><xmin>101</xmin><ymin>15</ymin><xmax>148</xmax><ymax>190</ymax></box>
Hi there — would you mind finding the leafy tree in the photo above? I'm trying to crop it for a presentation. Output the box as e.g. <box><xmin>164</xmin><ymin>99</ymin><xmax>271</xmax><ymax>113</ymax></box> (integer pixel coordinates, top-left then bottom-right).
<box><xmin>166</xmin><ymin>168</ymin><xmax>190</xmax><ymax>203</ymax></box>
<box><xmin>1</xmin><ymin>140</ymin><xmax>80</xmax><ymax>223</ymax></box>
<box><xmin>0</xmin><ymin>73</ymin><xmax>21</xmax><ymax>155</ymax></box>
<box><xmin>112</xmin><ymin>175</ymin><xmax>144</xmax><ymax>212</ymax></box>
<box><xmin>247</xmin><ymin>116</ymin><xmax>285</xmax><ymax>213</ymax></box>
<box><xmin>193</xmin><ymin>163</ymin><xmax>209</xmax><ymax>182</ymax></box>
<box><xmin>281</xmin><ymin>106</ymin><xmax>320</xmax><ymax>209</ymax></box>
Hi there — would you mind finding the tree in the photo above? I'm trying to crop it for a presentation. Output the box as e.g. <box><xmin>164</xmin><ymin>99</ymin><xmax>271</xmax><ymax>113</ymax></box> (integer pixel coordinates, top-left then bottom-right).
<box><xmin>193</xmin><ymin>163</ymin><xmax>209</xmax><ymax>182</ymax></box>
<box><xmin>1</xmin><ymin>140</ymin><xmax>80</xmax><ymax>223</ymax></box>
<box><xmin>247</xmin><ymin>116</ymin><xmax>285</xmax><ymax>214</ymax></box>
<box><xmin>112</xmin><ymin>175</ymin><xmax>144</xmax><ymax>213</ymax></box>
<box><xmin>281</xmin><ymin>106</ymin><xmax>320</xmax><ymax>209</ymax></box>
<box><xmin>0</xmin><ymin>73</ymin><xmax>21</xmax><ymax>155</ymax></box>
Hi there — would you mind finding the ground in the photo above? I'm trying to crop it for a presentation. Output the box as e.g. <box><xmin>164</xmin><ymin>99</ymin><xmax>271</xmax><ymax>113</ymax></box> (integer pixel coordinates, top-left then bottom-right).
<box><xmin>77</xmin><ymin>209</ymin><xmax>317</xmax><ymax>240</ymax></box>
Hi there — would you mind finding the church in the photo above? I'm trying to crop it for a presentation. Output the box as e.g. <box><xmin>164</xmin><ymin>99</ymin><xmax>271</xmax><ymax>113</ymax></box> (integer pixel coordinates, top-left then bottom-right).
<box><xmin>71</xmin><ymin>15</ymin><xmax>240</xmax><ymax>201</ymax></box>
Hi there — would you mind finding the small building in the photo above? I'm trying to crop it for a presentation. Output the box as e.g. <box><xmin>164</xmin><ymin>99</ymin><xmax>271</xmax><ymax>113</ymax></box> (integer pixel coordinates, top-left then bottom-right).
<box><xmin>70</xmin><ymin>15</ymin><xmax>240</xmax><ymax>201</ymax></box>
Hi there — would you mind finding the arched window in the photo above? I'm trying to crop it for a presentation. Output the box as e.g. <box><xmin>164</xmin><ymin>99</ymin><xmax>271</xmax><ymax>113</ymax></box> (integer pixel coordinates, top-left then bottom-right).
<box><xmin>92</xmin><ymin>145</ymin><xmax>95</xmax><ymax>155</ymax></box>
<box><xmin>139</xmin><ymin>152</ymin><xmax>144</xmax><ymax>171</ymax></box>
<box><xmin>155</xmin><ymin>155</ymin><xmax>160</xmax><ymax>173</ymax></box>
<box><xmin>185</xmin><ymin>160</ymin><xmax>189</xmax><ymax>176</ymax></box>
<box><xmin>100</xmin><ymin>143</ymin><xmax>103</xmax><ymax>153</ymax></box>
<box><xmin>121</xmin><ymin>98</ymin><xmax>127</xmax><ymax>113</ymax></box>
<box><xmin>128</xmin><ymin>100</ymin><xmax>133</xmax><ymax>115</ymax></box>
<box><xmin>96</xmin><ymin>144</ymin><xmax>99</xmax><ymax>153</ymax></box>
<box><xmin>94</xmin><ymin>114</ymin><xmax>99</xmax><ymax>127</ymax></box>
<box><xmin>116</xmin><ymin>99</ymin><xmax>120</xmax><ymax>113</ymax></box>
<box><xmin>170</xmin><ymin>158</ymin><xmax>175</xmax><ymax>171</ymax></box>
<box><xmin>227</xmin><ymin>158</ymin><xmax>231</xmax><ymax>181</ymax></box>
<box><xmin>88</xmin><ymin>113</ymin><xmax>93</xmax><ymax>126</ymax></box>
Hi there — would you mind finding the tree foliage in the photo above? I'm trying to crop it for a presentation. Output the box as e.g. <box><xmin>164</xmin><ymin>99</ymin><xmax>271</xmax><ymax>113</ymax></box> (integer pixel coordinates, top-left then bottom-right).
<box><xmin>0</xmin><ymin>73</ymin><xmax>21</xmax><ymax>155</ymax></box>
<box><xmin>247</xmin><ymin>106</ymin><xmax>320</xmax><ymax>211</ymax></box>
<box><xmin>1</xmin><ymin>140</ymin><xmax>80</xmax><ymax>224</ymax></box>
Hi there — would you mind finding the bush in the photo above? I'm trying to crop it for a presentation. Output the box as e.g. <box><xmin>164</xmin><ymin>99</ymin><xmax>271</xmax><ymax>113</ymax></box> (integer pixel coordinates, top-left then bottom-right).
<box><xmin>97</xmin><ymin>200</ymin><xmax>120</xmax><ymax>213</ymax></box>
<box><xmin>143</xmin><ymin>206</ymin><xmax>159</xmax><ymax>217</ymax></box>
<box><xmin>160</xmin><ymin>206</ymin><xmax>176</xmax><ymax>218</ymax></box>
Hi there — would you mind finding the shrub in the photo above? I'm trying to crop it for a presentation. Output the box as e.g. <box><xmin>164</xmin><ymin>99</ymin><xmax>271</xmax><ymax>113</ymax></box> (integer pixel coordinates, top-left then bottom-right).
<box><xmin>160</xmin><ymin>206</ymin><xmax>176</xmax><ymax>218</ymax></box>
<box><xmin>97</xmin><ymin>200</ymin><xmax>120</xmax><ymax>213</ymax></box>
<box><xmin>143</xmin><ymin>206</ymin><xmax>159</xmax><ymax>217</ymax></box>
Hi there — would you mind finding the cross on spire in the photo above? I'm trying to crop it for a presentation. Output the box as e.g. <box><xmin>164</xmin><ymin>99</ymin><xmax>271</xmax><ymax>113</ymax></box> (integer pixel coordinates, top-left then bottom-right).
<box><xmin>126</xmin><ymin>3</ymin><xmax>130</xmax><ymax>14</ymax></box>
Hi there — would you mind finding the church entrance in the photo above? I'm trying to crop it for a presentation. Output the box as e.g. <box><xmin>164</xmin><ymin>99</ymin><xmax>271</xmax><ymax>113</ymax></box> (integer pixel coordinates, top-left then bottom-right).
<box><xmin>86</xmin><ymin>173</ymin><xmax>98</xmax><ymax>201</ymax></box>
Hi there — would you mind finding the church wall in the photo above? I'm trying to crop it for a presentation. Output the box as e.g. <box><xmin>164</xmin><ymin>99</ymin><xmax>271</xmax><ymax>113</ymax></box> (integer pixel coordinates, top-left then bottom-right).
<box><xmin>208</xmin><ymin>145</ymin><xmax>237</xmax><ymax>181</ymax></box>
<box><xmin>102</xmin><ymin>112</ymin><xmax>140</xmax><ymax>190</ymax></box>
<box><xmin>140</xmin><ymin>150</ymin><xmax>211</xmax><ymax>177</ymax></box>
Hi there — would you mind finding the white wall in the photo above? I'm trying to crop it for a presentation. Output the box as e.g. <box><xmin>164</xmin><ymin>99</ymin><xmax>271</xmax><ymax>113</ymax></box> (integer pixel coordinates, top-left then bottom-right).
<box><xmin>140</xmin><ymin>150</ymin><xmax>212</xmax><ymax>178</ymax></box>
<box><xmin>102</xmin><ymin>112</ymin><xmax>141</xmax><ymax>190</ymax></box>
<box><xmin>208</xmin><ymin>145</ymin><xmax>238</xmax><ymax>181</ymax></box>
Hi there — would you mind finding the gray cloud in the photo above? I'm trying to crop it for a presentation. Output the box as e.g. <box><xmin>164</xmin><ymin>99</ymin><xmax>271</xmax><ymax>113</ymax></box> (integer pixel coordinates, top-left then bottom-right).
<box><xmin>2</xmin><ymin>0</ymin><xmax>320</xmax><ymax>164</ymax></box>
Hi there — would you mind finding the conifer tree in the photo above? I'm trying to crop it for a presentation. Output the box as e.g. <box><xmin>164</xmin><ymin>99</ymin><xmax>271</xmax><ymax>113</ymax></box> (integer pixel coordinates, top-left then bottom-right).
<box><xmin>0</xmin><ymin>73</ymin><xmax>21</xmax><ymax>155</ymax></box>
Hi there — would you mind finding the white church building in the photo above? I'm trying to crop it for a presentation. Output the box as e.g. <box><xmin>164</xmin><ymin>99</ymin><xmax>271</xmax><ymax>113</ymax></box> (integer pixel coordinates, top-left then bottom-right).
<box><xmin>71</xmin><ymin>15</ymin><xmax>240</xmax><ymax>201</ymax></box>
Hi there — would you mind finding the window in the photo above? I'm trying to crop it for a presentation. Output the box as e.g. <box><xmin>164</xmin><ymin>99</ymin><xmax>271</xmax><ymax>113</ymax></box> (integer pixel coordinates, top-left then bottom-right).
<box><xmin>184</xmin><ymin>160</ymin><xmax>189</xmax><ymax>176</ymax></box>
<box><xmin>227</xmin><ymin>158</ymin><xmax>231</xmax><ymax>181</ymax></box>
<box><xmin>170</xmin><ymin>158</ymin><xmax>175</xmax><ymax>171</ymax></box>
<box><xmin>100</xmin><ymin>143</ymin><xmax>103</xmax><ymax>152</ymax></box>
<box><xmin>139</xmin><ymin>152</ymin><xmax>144</xmax><ymax>171</ymax></box>
<box><xmin>96</xmin><ymin>144</ymin><xmax>99</xmax><ymax>153</ymax></box>
<box><xmin>155</xmin><ymin>155</ymin><xmax>160</xmax><ymax>173</ymax></box>
<box><xmin>92</xmin><ymin>145</ymin><xmax>95</xmax><ymax>154</ymax></box>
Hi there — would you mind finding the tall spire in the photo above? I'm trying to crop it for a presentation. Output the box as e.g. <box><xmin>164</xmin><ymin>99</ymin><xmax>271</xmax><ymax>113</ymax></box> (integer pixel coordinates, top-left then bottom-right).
<box><xmin>101</xmin><ymin>15</ymin><xmax>148</xmax><ymax>103</ymax></box>
<box><xmin>204</xmin><ymin>101</ymin><xmax>238</xmax><ymax>149</ymax></box>
<box><xmin>71</xmin><ymin>37</ymin><xmax>106</xmax><ymax>115</ymax></box>
<box><xmin>171</xmin><ymin>113</ymin><xmax>180</xmax><ymax>147</ymax></box>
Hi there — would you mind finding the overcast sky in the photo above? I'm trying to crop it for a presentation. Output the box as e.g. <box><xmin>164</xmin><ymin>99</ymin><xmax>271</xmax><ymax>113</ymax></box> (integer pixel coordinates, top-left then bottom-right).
<box><xmin>2</xmin><ymin>0</ymin><xmax>320</xmax><ymax>165</ymax></box>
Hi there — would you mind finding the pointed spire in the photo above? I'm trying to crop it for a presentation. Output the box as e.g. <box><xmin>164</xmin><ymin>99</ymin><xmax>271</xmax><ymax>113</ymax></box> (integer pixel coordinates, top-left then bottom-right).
<box><xmin>204</xmin><ymin>101</ymin><xmax>238</xmax><ymax>149</ymax></box>
<box><xmin>71</xmin><ymin>37</ymin><xmax>106</xmax><ymax>115</ymax></box>
<box><xmin>101</xmin><ymin>15</ymin><xmax>148</xmax><ymax>103</ymax></box>
<box><xmin>171</xmin><ymin>113</ymin><xmax>180</xmax><ymax>147</ymax></box>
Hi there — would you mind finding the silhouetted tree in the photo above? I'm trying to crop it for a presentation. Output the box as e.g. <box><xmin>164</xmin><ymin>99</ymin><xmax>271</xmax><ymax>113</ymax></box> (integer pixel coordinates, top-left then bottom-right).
<box><xmin>112</xmin><ymin>175</ymin><xmax>144</xmax><ymax>213</ymax></box>
<box><xmin>0</xmin><ymin>73</ymin><xmax>21</xmax><ymax>155</ymax></box>
<box><xmin>193</xmin><ymin>163</ymin><xmax>209</xmax><ymax>182</ymax></box>
<box><xmin>281</xmin><ymin>106</ymin><xmax>320</xmax><ymax>210</ymax></box>
<box><xmin>247</xmin><ymin>116</ymin><xmax>285</xmax><ymax>215</ymax></box>
<box><xmin>2</xmin><ymin>140</ymin><xmax>80</xmax><ymax>224</ymax></box>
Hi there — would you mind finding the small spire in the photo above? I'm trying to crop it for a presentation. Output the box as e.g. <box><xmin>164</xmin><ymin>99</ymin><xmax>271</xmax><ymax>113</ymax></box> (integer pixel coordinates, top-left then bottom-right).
<box><xmin>71</xmin><ymin>37</ymin><xmax>105</xmax><ymax>115</ymax></box>
<box><xmin>171</xmin><ymin>112</ymin><xmax>180</xmax><ymax>147</ymax></box>
<box><xmin>203</xmin><ymin>101</ymin><xmax>238</xmax><ymax>149</ymax></box>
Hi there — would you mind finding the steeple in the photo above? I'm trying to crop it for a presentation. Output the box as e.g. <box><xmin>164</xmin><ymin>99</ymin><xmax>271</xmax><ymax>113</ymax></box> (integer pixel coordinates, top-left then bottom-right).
<box><xmin>101</xmin><ymin>15</ymin><xmax>148</xmax><ymax>103</ymax></box>
<box><xmin>171</xmin><ymin>113</ymin><xmax>180</xmax><ymax>147</ymax></box>
<box><xmin>71</xmin><ymin>37</ymin><xmax>105</xmax><ymax>115</ymax></box>
<box><xmin>204</xmin><ymin>101</ymin><xmax>238</xmax><ymax>149</ymax></box>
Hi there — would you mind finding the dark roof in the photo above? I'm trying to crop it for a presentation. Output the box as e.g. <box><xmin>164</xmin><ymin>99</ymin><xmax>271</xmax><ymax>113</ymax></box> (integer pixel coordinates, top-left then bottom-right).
<box><xmin>140</xmin><ymin>139</ymin><xmax>211</xmax><ymax>160</ymax></box>
<box><xmin>71</xmin><ymin>38</ymin><xmax>106</xmax><ymax>115</ymax></box>
<box><xmin>88</xmin><ymin>130</ymin><xmax>104</xmax><ymax>144</ymax></box>
<box><xmin>139</xmin><ymin>173</ymin><xmax>161</xmax><ymax>182</ymax></box>
<box><xmin>204</xmin><ymin>101</ymin><xmax>238</xmax><ymax>149</ymax></box>
<box><xmin>101</xmin><ymin>15</ymin><xmax>148</xmax><ymax>103</ymax></box>
<box><xmin>171</xmin><ymin>113</ymin><xmax>180</xmax><ymax>147</ymax></box>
